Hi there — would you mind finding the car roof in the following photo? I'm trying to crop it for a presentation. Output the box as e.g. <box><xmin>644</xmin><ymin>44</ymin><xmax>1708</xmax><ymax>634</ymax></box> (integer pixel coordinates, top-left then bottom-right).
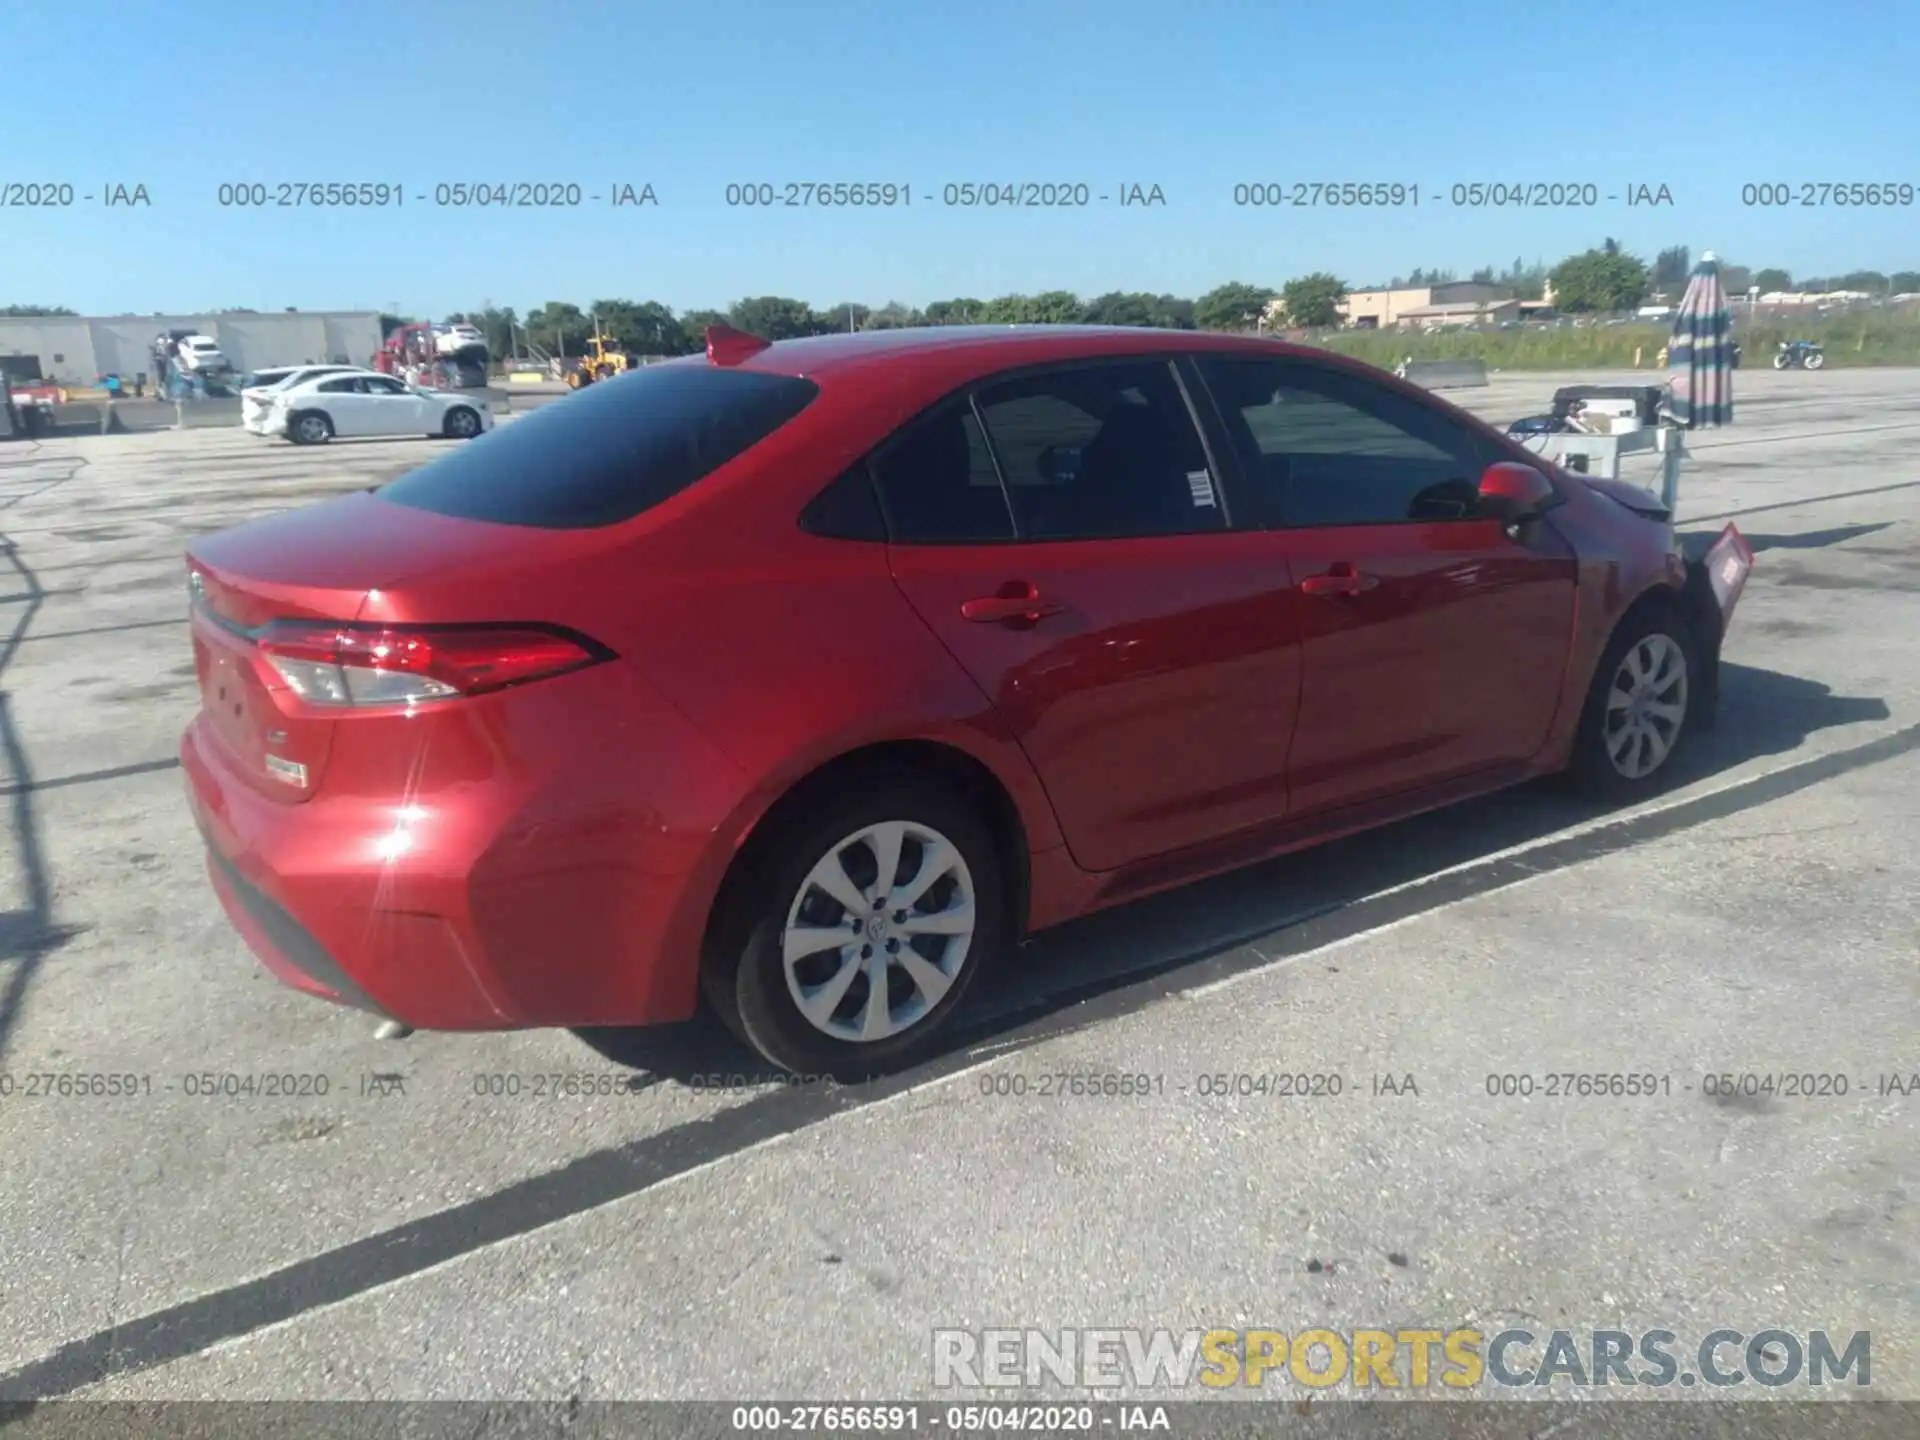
<box><xmin>708</xmin><ymin>324</ymin><xmax>1330</xmax><ymax>385</ymax></box>
<box><xmin>284</xmin><ymin>370</ymin><xmax>382</xmax><ymax>388</ymax></box>
<box><xmin>250</xmin><ymin>364</ymin><xmax>362</xmax><ymax>380</ymax></box>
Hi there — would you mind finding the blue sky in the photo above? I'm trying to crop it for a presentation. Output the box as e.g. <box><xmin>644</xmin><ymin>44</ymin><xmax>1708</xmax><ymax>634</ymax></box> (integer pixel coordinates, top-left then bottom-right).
<box><xmin>4</xmin><ymin>0</ymin><xmax>1915</xmax><ymax>317</ymax></box>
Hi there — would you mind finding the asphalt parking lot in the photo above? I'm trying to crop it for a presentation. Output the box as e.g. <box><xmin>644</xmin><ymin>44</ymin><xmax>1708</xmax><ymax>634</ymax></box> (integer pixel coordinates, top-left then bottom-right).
<box><xmin>0</xmin><ymin>369</ymin><xmax>1915</xmax><ymax>1410</ymax></box>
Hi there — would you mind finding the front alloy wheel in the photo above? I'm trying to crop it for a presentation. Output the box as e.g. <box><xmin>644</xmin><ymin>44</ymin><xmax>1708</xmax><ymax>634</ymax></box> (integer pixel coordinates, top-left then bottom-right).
<box><xmin>1568</xmin><ymin>610</ymin><xmax>1697</xmax><ymax>800</ymax></box>
<box><xmin>1601</xmin><ymin>633</ymin><xmax>1689</xmax><ymax>780</ymax></box>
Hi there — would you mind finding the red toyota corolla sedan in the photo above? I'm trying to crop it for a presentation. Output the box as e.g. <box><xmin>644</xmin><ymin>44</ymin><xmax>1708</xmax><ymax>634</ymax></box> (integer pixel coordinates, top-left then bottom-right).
<box><xmin>181</xmin><ymin>324</ymin><xmax>1752</xmax><ymax>1075</ymax></box>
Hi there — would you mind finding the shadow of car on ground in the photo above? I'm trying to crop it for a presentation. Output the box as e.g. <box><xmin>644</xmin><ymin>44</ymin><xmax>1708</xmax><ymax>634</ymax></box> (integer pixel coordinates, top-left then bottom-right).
<box><xmin>575</xmin><ymin>661</ymin><xmax>1892</xmax><ymax>1085</ymax></box>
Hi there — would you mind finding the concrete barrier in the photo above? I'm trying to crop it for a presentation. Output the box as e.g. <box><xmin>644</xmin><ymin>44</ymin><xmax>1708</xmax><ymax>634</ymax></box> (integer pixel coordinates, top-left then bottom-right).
<box><xmin>49</xmin><ymin>398</ymin><xmax>242</xmax><ymax>433</ymax></box>
<box><xmin>1401</xmin><ymin>359</ymin><xmax>1490</xmax><ymax>391</ymax></box>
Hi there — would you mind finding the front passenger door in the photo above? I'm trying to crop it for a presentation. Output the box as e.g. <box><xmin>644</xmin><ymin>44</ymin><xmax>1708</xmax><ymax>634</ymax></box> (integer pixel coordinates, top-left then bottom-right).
<box><xmin>1194</xmin><ymin>356</ymin><xmax>1577</xmax><ymax>818</ymax></box>
<box><xmin>311</xmin><ymin>375</ymin><xmax>372</xmax><ymax>433</ymax></box>
<box><xmin>362</xmin><ymin>374</ymin><xmax>428</xmax><ymax>435</ymax></box>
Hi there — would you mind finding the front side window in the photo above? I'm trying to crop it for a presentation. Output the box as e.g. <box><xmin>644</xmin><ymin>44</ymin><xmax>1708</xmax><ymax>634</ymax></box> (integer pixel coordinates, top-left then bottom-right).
<box><xmin>1197</xmin><ymin>357</ymin><xmax>1493</xmax><ymax>528</ymax></box>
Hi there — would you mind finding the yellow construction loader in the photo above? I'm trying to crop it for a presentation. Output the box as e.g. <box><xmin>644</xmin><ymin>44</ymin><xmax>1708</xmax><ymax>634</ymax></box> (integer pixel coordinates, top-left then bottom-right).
<box><xmin>566</xmin><ymin>330</ymin><xmax>631</xmax><ymax>389</ymax></box>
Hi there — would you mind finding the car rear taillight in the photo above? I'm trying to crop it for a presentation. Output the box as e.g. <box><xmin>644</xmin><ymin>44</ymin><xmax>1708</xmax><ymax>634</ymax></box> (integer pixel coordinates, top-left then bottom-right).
<box><xmin>255</xmin><ymin>622</ymin><xmax>610</xmax><ymax>706</ymax></box>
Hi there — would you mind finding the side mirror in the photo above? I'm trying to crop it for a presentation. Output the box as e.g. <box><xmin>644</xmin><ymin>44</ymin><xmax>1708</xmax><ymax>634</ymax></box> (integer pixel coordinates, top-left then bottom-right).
<box><xmin>1477</xmin><ymin>462</ymin><xmax>1556</xmax><ymax>527</ymax></box>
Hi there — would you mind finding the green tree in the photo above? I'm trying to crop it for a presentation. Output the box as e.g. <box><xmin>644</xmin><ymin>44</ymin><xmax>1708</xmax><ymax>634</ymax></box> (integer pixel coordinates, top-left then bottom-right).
<box><xmin>1281</xmin><ymin>273</ymin><xmax>1347</xmax><ymax>328</ymax></box>
<box><xmin>1025</xmin><ymin>290</ymin><xmax>1086</xmax><ymax>324</ymax></box>
<box><xmin>678</xmin><ymin>310</ymin><xmax>728</xmax><ymax>351</ymax></box>
<box><xmin>0</xmin><ymin>304</ymin><xmax>77</xmax><ymax>316</ymax></box>
<box><xmin>1891</xmin><ymin>272</ymin><xmax>1920</xmax><ymax>293</ymax></box>
<box><xmin>1751</xmin><ymin>268</ymin><xmax>1792</xmax><ymax>294</ymax></box>
<box><xmin>820</xmin><ymin>302</ymin><xmax>871</xmax><ymax>332</ymax></box>
<box><xmin>725</xmin><ymin>296</ymin><xmax>818</xmax><ymax>340</ymax></box>
<box><xmin>922</xmin><ymin>298</ymin><xmax>985</xmax><ymax>325</ymax></box>
<box><xmin>590</xmin><ymin>300</ymin><xmax>685</xmax><ymax>354</ymax></box>
<box><xmin>1838</xmin><ymin>270</ymin><xmax>1890</xmax><ymax>292</ymax></box>
<box><xmin>981</xmin><ymin>294</ymin><xmax>1031</xmax><ymax>323</ymax></box>
<box><xmin>1498</xmin><ymin>257</ymin><xmax>1549</xmax><ymax>301</ymax></box>
<box><xmin>1547</xmin><ymin>248</ymin><xmax>1650</xmax><ymax>312</ymax></box>
<box><xmin>1144</xmin><ymin>294</ymin><xmax>1196</xmax><ymax>329</ymax></box>
<box><xmin>1194</xmin><ymin>282</ymin><xmax>1276</xmax><ymax>331</ymax></box>
<box><xmin>1652</xmin><ymin>246</ymin><xmax>1691</xmax><ymax>289</ymax></box>
<box><xmin>862</xmin><ymin>301</ymin><xmax>921</xmax><ymax>329</ymax></box>
<box><xmin>525</xmin><ymin>301</ymin><xmax>593</xmax><ymax>352</ymax></box>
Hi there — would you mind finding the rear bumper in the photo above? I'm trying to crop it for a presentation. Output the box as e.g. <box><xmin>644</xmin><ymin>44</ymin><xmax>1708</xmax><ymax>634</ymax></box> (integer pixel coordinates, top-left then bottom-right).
<box><xmin>179</xmin><ymin>664</ymin><xmax>747</xmax><ymax>1031</ymax></box>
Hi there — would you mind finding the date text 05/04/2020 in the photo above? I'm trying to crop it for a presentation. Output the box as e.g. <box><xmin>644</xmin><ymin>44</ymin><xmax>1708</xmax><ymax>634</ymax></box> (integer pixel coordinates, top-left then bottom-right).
<box><xmin>1230</xmin><ymin>181</ymin><xmax>1675</xmax><ymax>208</ymax></box>
<box><xmin>211</xmin><ymin>182</ymin><xmax>659</xmax><ymax>208</ymax></box>
<box><xmin>721</xmin><ymin>182</ymin><xmax>1166</xmax><ymax>208</ymax></box>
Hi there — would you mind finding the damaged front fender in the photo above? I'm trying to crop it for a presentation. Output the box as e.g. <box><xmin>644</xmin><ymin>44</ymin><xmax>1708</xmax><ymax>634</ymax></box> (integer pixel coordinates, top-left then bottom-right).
<box><xmin>1678</xmin><ymin>523</ymin><xmax>1756</xmax><ymax>732</ymax></box>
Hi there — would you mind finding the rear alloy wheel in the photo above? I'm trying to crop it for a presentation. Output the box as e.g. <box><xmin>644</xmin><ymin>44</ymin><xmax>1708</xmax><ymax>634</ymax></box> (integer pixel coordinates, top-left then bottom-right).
<box><xmin>1567</xmin><ymin>611</ymin><xmax>1696</xmax><ymax>801</ymax></box>
<box><xmin>1804</xmin><ymin>350</ymin><xmax>1825</xmax><ymax>370</ymax></box>
<box><xmin>291</xmin><ymin>412</ymin><xmax>332</xmax><ymax>445</ymax></box>
<box><xmin>708</xmin><ymin>778</ymin><xmax>1003</xmax><ymax>1078</ymax></box>
<box><xmin>442</xmin><ymin>406</ymin><xmax>480</xmax><ymax>439</ymax></box>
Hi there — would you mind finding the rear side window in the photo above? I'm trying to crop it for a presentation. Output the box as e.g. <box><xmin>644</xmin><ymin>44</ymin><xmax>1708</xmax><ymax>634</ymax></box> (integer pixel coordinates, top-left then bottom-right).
<box><xmin>379</xmin><ymin>366</ymin><xmax>821</xmax><ymax>529</ymax></box>
<box><xmin>868</xmin><ymin>400</ymin><xmax>1014</xmax><ymax>543</ymax></box>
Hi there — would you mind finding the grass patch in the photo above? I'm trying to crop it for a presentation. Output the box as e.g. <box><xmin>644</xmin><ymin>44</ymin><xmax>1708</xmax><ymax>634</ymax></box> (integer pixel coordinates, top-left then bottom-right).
<box><xmin>1292</xmin><ymin>310</ymin><xmax>1920</xmax><ymax>370</ymax></box>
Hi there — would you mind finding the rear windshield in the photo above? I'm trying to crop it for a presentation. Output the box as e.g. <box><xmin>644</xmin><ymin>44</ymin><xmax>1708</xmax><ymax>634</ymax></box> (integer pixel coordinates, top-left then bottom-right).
<box><xmin>378</xmin><ymin>365</ymin><xmax>820</xmax><ymax>528</ymax></box>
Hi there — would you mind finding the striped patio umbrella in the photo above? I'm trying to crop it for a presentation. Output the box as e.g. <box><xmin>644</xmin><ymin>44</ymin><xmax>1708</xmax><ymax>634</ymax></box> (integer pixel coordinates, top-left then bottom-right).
<box><xmin>1668</xmin><ymin>250</ymin><xmax>1734</xmax><ymax>427</ymax></box>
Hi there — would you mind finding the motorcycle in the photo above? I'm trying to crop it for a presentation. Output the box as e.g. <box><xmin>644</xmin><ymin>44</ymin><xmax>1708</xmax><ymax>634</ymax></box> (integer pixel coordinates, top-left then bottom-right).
<box><xmin>1772</xmin><ymin>340</ymin><xmax>1825</xmax><ymax>371</ymax></box>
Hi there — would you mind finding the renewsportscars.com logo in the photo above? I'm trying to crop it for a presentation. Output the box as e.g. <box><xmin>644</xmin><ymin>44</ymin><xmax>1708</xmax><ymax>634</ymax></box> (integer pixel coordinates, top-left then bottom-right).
<box><xmin>932</xmin><ymin>1327</ymin><xmax>1871</xmax><ymax>1391</ymax></box>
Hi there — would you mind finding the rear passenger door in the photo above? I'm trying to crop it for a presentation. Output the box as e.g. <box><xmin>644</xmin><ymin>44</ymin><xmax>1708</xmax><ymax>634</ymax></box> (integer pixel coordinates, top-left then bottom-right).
<box><xmin>877</xmin><ymin>358</ymin><xmax>1307</xmax><ymax>874</ymax></box>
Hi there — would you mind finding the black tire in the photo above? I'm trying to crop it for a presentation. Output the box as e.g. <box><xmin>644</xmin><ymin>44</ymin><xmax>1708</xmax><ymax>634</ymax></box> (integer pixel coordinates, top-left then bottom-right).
<box><xmin>1565</xmin><ymin>602</ymin><xmax>1698</xmax><ymax>802</ymax></box>
<box><xmin>288</xmin><ymin>411</ymin><xmax>332</xmax><ymax>445</ymax></box>
<box><xmin>442</xmin><ymin>406</ymin><xmax>480</xmax><ymax>439</ymax></box>
<box><xmin>703</xmin><ymin>771</ymin><xmax>1005</xmax><ymax>1079</ymax></box>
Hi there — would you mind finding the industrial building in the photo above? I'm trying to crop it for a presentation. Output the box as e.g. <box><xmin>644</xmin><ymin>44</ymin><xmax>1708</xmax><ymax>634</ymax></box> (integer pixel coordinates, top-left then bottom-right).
<box><xmin>1338</xmin><ymin>282</ymin><xmax>1508</xmax><ymax>328</ymax></box>
<box><xmin>0</xmin><ymin>311</ymin><xmax>384</xmax><ymax>386</ymax></box>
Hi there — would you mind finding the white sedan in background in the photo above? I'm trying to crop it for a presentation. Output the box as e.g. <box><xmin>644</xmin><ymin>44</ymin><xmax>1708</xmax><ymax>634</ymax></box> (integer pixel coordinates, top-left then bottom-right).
<box><xmin>262</xmin><ymin>372</ymin><xmax>494</xmax><ymax>445</ymax></box>
<box><xmin>240</xmin><ymin>365</ymin><xmax>372</xmax><ymax>433</ymax></box>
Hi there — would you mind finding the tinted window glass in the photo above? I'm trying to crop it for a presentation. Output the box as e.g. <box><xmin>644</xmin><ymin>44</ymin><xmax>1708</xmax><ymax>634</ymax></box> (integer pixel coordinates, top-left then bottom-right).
<box><xmin>317</xmin><ymin>377</ymin><xmax>358</xmax><ymax>394</ymax></box>
<box><xmin>800</xmin><ymin>466</ymin><xmax>887</xmax><ymax>541</ymax></box>
<box><xmin>974</xmin><ymin>361</ymin><xmax>1222</xmax><ymax>541</ymax></box>
<box><xmin>868</xmin><ymin>401</ymin><xmax>1014</xmax><ymax>543</ymax></box>
<box><xmin>366</xmin><ymin>376</ymin><xmax>407</xmax><ymax>394</ymax></box>
<box><xmin>379</xmin><ymin>365</ymin><xmax>820</xmax><ymax>529</ymax></box>
<box><xmin>1197</xmin><ymin>357</ymin><xmax>1490</xmax><ymax>528</ymax></box>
